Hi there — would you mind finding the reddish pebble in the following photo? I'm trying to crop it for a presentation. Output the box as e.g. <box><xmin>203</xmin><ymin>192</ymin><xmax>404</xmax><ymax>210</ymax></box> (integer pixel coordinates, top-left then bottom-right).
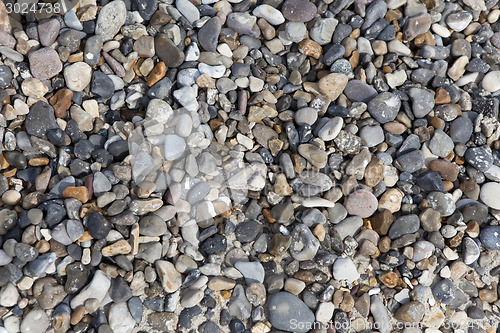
<box><xmin>344</xmin><ymin>189</ymin><xmax>378</xmax><ymax>218</ymax></box>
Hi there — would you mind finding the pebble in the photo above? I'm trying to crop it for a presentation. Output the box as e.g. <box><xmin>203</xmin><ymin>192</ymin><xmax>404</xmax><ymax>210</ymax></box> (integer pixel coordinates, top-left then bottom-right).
<box><xmin>482</xmin><ymin>71</ymin><xmax>500</xmax><ymax>92</ymax></box>
<box><xmin>267</xmin><ymin>292</ymin><xmax>315</xmax><ymax>333</ymax></box>
<box><xmin>344</xmin><ymin>189</ymin><xmax>378</xmax><ymax>218</ymax></box>
<box><xmin>368</xmin><ymin>92</ymin><xmax>401</xmax><ymax>123</ymax></box>
<box><xmin>28</xmin><ymin>47</ymin><xmax>63</xmax><ymax>80</ymax></box>
<box><xmin>480</xmin><ymin>182</ymin><xmax>500</xmax><ymax>209</ymax></box>
<box><xmin>332</xmin><ymin>257</ymin><xmax>360</xmax><ymax>283</ymax></box>
<box><xmin>95</xmin><ymin>1</ymin><xmax>127</xmax><ymax>41</ymax></box>
<box><xmin>318</xmin><ymin>73</ymin><xmax>348</xmax><ymax>101</ymax></box>
<box><xmin>64</xmin><ymin>62</ymin><xmax>92</xmax><ymax>92</ymax></box>
<box><xmin>282</xmin><ymin>0</ymin><xmax>317</xmax><ymax>22</ymax></box>
<box><xmin>198</xmin><ymin>17</ymin><xmax>221</xmax><ymax>52</ymax></box>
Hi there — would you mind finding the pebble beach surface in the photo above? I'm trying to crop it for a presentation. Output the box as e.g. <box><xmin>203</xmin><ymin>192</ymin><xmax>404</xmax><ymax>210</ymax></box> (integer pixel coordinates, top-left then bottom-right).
<box><xmin>1</xmin><ymin>0</ymin><xmax>500</xmax><ymax>332</ymax></box>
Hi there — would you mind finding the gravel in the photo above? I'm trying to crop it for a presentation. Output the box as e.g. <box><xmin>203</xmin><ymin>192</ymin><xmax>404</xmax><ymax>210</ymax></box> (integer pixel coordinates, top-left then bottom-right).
<box><xmin>1</xmin><ymin>0</ymin><xmax>500</xmax><ymax>332</ymax></box>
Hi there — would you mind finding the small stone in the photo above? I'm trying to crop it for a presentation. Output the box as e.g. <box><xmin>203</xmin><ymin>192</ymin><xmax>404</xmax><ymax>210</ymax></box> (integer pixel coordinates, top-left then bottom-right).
<box><xmin>20</xmin><ymin>309</ymin><xmax>50</xmax><ymax>333</ymax></box>
<box><xmin>156</xmin><ymin>260</ymin><xmax>182</xmax><ymax>293</ymax></box>
<box><xmin>367</xmin><ymin>92</ymin><xmax>401</xmax><ymax>123</ymax></box>
<box><xmin>465</xmin><ymin>147</ymin><xmax>493</xmax><ymax>172</ymax></box>
<box><xmin>388</xmin><ymin>214</ymin><xmax>420</xmax><ymax>240</ymax></box>
<box><xmin>404</xmin><ymin>13</ymin><xmax>431</xmax><ymax>41</ymax></box>
<box><xmin>109</xmin><ymin>302</ymin><xmax>136</xmax><ymax>333</ymax></box>
<box><xmin>407</xmin><ymin>88</ymin><xmax>434</xmax><ymax>118</ymax></box>
<box><xmin>332</xmin><ymin>257</ymin><xmax>360</xmax><ymax>283</ymax></box>
<box><xmin>95</xmin><ymin>0</ymin><xmax>127</xmax><ymax>41</ymax></box>
<box><xmin>25</xmin><ymin>101</ymin><xmax>58</xmax><ymax>139</ymax></box>
<box><xmin>289</xmin><ymin>224</ymin><xmax>320</xmax><ymax>261</ymax></box>
<box><xmin>282</xmin><ymin>0</ymin><xmax>317</xmax><ymax>22</ymax></box>
<box><xmin>235</xmin><ymin>261</ymin><xmax>265</xmax><ymax>284</ymax></box>
<box><xmin>176</xmin><ymin>0</ymin><xmax>200</xmax><ymax>23</ymax></box>
<box><xmin>198</xmin><ymin>17</ymin><xmax>221</xmax><ymax>52</ymax></box>
<box><xmin>395</xmin><ymin>301</ymin><xmax>425</xmax><ymax>322</ymax></box>
<box><xmin>432</xmin><ymin>279</ymin><xmax>457</xmax><ymax>304</ymax></box>
<box><xmin>155</xmin><ymin>34</ymin><xmax>185</xmax><ymax>68</ymax></box>
<box><xmin>62</xmin><ymin>186</ymin><xmax>89</xmax><ymax>203</ymax></box>
<box><xmin>318</xmin><ymin>73</ymin><xmax>348</xmax><ymax>101</ymax></box>
<box><xmin>344</xmin><ymin>189</ymin><xmax>378</xmax><ymax>218</ymax></box>
<box><xmin>28</xmin><ymin>47</ymin><xmax>63</xmax><ymax>80</ymax></box>
<box><xmin>480</xmin><ymin>183</ymin><xmax>500</xmax><ymax>209</ymax></box>
<box><xmin>87</xmin><ymin>212</ymin><xmax>112</xmax><ymax>240</ymax></box>
<box><xmin>253</xmin><ymin>5</ymin><xmax>285</xmax><ymax>25</ymax></box>
<box><xmin>482</xmin><ymin>71</ymin><xmax>500</xmax><ymax>93</ymax></box>
<box><xmin>64</xmin><ymin>62</ymin><xmax>92</xmax><ymax>92</ymax></box>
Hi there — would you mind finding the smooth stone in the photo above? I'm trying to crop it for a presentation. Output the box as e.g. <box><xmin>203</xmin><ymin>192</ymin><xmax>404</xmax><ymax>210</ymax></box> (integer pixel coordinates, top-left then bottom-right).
<box><xmin>64</xmin><ymin>62</ymin><xmax>92</xmax><ymax>92</ymax></box>
<box><xmin>432</xmin><ymin>279</ymin><xmax>457</xmax><ymax>304</ymax></box>
<box><xmin>164</xmin><ymin>134</ymin><xmax>186</xmax><ymax>160</ymax></box>
<box><xmin>317</xmin><ymin>117</ymin><xmax>343</xmax><ymax>141</ymax></box>
<box><xmin>344</xmin><ymin>189</ymin><xmax>378</xmax><ymax>218</ymax></box>
<box><xmin>95</xmin><ymin>0</ymin><xmax>127</xmax><ymax>41</ymax></box>
<box><xmin>282</xmin><ymin>0</ymin><xmax>317</xmax><ymax>22</ymax></box>
<box><xmin>28</xmin><ymin>47</ymin><xmax>63</xmax><ymax>80</ymax></box>
<box><xmin>198</xmin><ymin>17</ymin><xmax>221</xmax><ymax>52</ymax></box>
<box><xmin>176</xmin><ymin>0</ymin><xmax>200</xmax><ymax>23</ymax></box>
<box><xmin>155</xmin><ymin>34</ymin><xmax>185</xmax><ymax>68</ymax></box>
<box><xmin>235</xmin><ymin>261</ymin><xmax>265</xmax><ymax>284</ymax></box>
<box><xmin>156</xmin><ymin>260</ymin><xmax>182</xmax><ymax>293</ymax></box>
<box><xmin>480</xmin><ymin>225</ymin><xmax>500</xmax><ymax>250</ymax></box>
<box><xmin>388</xmin><ymin>214</ymin><xmax>420</xmax><ymax>240</ymax></box>
<box><xmin>482</xmin><ymin>71</ymin><xmax>500</xmax><ymax>92</ymax></box>
<box><xmin>465</xmin><ymin>147</ymin><xmax>493</xmax><ymax>172</ymax></box>
<box><xmin>480</xmin><ymin>183</ymin><xmax>500</xmax><ymax>209</ymax></box>
<box><xmin>332</xmin><ymin>257</ymin><xmax>360</xmax><ymax>283</ymax></box>
<box><xmin>428</xmin><ymin>129</ymin><xmax>454</xmax><ymax>158</ymax></box>
<box><xmin>462</xmin><ymin>237</ymin><xmax>480</xmax><ymax>264</ymax></box>
<box><xmin>359</xmin><ymin>125</ymin><xmax>384</xmax><ymax>147</ymax></box>
<box><xmin>253</xmin><ymin>5</ymin><xmax>285</xmax><ymax>25</ymax></box>
<box><xmin>20</xmin><ymin>309</ymin><xmax>50</xmax><ymax>333</ymax></box>
<box><xmin>344</xmin><ymin>80</ymin><xmax>377</xmax><ymax>103</ymax></box>
<box><xmin>407</xmin><ymin>88</ymin><xmax>434</xmax><ymax>118</ymax></box>
<box><xmin>108</xmin><ymin>302</ymin><xmax>136</xmax><ymax>333</ymax></box>
<box><xmin>367</xmin><ymin>92</ymin><xmax>401</xmax><ymax>123</ymax></box>
<box><xmin>267</xmin><ymin>292</ymin><xmax>315</xmax><ymax>333</ymax></box>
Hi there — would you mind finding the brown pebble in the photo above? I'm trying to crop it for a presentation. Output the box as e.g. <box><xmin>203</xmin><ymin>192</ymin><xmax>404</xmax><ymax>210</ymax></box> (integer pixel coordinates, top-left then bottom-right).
<box><xmin>371</xmin><ymin>209</ymin><xmax>394</xmax><ymax>236</ymax></box>
<box><xmin>62</xmin><ymin>186</ymin><xmax>90</xmax><ymax>203</ymax></box>
<box><xmin>220</xmin><ymin>290</ymin><xmax>232</xmax><ymax>299</ymax></box>
<box><xmin>428</xmin><ymin>159</ymin><xmax>459</xmax><ymax>181</ymax></box>
<box><xmin>49</xmin><ymin>89</ymin><xmax>73</xmax><ymax>118</ymax></box>
<box><xmin>379</xmin><ymin>271</ymin><xmax>399</xmax><ymax>288</ymax></box>
<box><xmin>28</xmin><ymin>157</ymin><xmax>50</xmax><ymax>166</ymax></box>
<box><xmin>465</xmin><ymin>221</ymin><xmax>480</xmax><ymax>238</ymax></box>
<box><xmin>435</xmin><ymin>87</ymin><xmax>451</xmax><ymax>104</ymax></box>
<box><xmin>70</xmin><ymin>305</ymin><xmax>85</xmax><ymax>325</ymax></box>
<box><xmin>364</xmin><ymin>156</ymin><xmax>384</xmax><ymax>188</ymax></box>
<box><xmin>460</xmin><ymin>179</ymin><xmax>480</xmax><ymax>200</ymax></box>
<box><xmin>383</xmin><ymin>122</ymin><xmax>406</xmax><ymax>135</ymax></box>
<box><xmin>479</xmin><ymin>285</ymin><xmax>498</xmax><ymax>303</ymax></box>
<box><xmin>298</xmin><ymin>39</ymin><xmax>322</xmax><ymax>59</ymax></box>
<box><xmin>378</xmin><ymin>236</ymin><xmax>391</xmax><ymax>253</ymax></box>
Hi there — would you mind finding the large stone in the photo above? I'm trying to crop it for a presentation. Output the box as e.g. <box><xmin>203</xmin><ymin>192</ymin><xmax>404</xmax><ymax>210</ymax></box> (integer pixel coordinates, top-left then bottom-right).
<box><xmin>267</xmin><ymin>292</ymin><xmax>315</xmax><ymax>333</ymax></box>
<box><xmin>95</xmin><ymin>0</ymin><xmax>127</xmax><ymax>41</ymax></box>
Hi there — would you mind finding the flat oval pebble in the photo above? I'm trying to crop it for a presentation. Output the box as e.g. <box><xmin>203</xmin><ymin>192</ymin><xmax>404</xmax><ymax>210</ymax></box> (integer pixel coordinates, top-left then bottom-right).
<box><xmin>282</xmin><ymin>0</ymin><xmax>317</xmax><ymax>22</ymax></box>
